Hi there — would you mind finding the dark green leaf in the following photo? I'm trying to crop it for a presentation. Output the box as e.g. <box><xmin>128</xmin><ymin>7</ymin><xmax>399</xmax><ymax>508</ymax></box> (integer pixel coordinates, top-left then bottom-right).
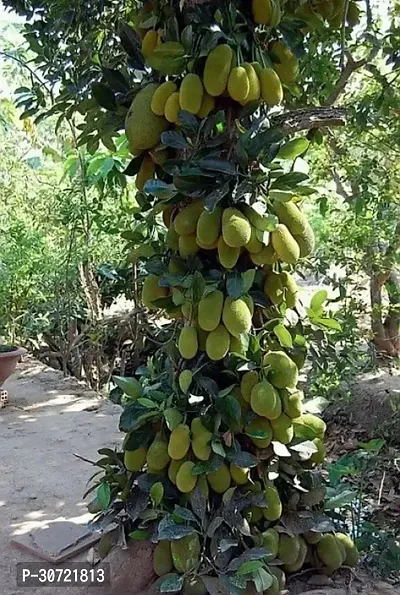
<box><xmin>160</xmin><ymin>573</ymin><xmax>184</xmax><ymax>593</ymax></box>
<box><xmin>119</xmin><ymin>402</ymin><xmax>149</xmax><ymax>432</ymax></box>
<box><xmin>227</xmin><ymin>273</ymin><xmax>245</xmax><ymax>299</ymax></box>
<box><xmin>161</xmin><ymin>130</ymin><xmax>190</xmax><ymax>149</ymax></box>
<box><xmin>113</xmin><ymin>375</ymin><xmax>142</xmax><ymax>398</ymax></box>
<box><xmin>123</xmin><ymin>156</ymin><xmax>143</xmax><ymax>176</ymax></box>
<box><xmin>158</xmin><ymin>523</ymin><xmax>196</xmax><ymax>541</ymax></box>
<box><xmin>199</xmin><ymin>158</ymin><xmax>236</xmax><ymax>175</ymax></box>
<box><xmin>192</xmin><ymin>454</ymin><xmax>224</xmax><ymax>476</ymax></box>
<box><xmin>226</xmin><ymin>450</ymin><xmax>259</xmax><ymax>468</ymax></box>
<box><xmin>97</xmin><ymin>483</ymin><xmax>111</xmax><ymax>510</ymax></box>
<box><xmin>123</xmin><ymin>424</ymin><xmax>153</xmax><ymax>450</ymax></box>
<box><xmin>92</xmin><ymin>83</ymin><xmax>116</xmax><ymax>111</ymax></box>
<box><xmin>216</xmin><ymin>395</ymin><xmax>241</xmax><ymax>429</ymax></box>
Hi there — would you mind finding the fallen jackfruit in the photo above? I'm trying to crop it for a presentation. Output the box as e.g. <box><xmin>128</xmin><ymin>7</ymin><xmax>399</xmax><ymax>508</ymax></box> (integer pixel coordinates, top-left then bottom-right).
<box><xmin>263</xmin><ymin>485</ymin><xmax>282</xmax><ymax>521</ymax></box>
<box><xmin>228</xmin><ymin>66</ymin><xmax>250</xmax><ymax>102</ymax></box>
<box><xmin>171</xmin><ymin>533</ymin><xmax>201</xmax><ymax>572</ymax></box>
<box><xmin>222</xmin><ymin>208</ymin><xmax>252</xmax><ymax>248</ymax></box>
<box><xmin>198</xmin><ymin>290</ymin><xmax>224</xmax><ymax>332</ymax></box>
<box><xmin>217</xmin><ymin>237</ymin><xmax>240</xmax><ymax>269</ymax></box>
<box><xmin>124</xmin><ymin>447</ymin><xmax>147</xmax><ymax>472</ymax></box>
<box><xmin>180</xmin><ymin>73</ymin><xmax>204</xmax><ymax>114</ymax></box>
<box><xmin>203</xmin><ymin>44</ymin><xmax>233</xmax><ymax>97</ymax></box>
<box><xmin>147</xmin><ymin>433</ymin><xmax>170</xmax><ymax>471</ymax></box>
<box><xmin>222</xmin><ymin>297</ymin><xmax>252</xmax><ymax>337</ymax></box>
<box><xmin>250</xmin><ymin>380</ymin><xmax>280</xmax><ymax>419</ymax></box>
<box><xmin>176</xmin><ymin>461</ymin><xmax>197</xmax><ymax>493</ymax></box>
<box><xmin>174</xmin><ymin>200</ymin><xmax>204</xmax><ymax>235</ymax></box>
<box><xmin>240</xmin><ymin>370</ymin><xmax>259</xmax><ymax>403</ymax></box>
<box><xmin>279</xmin><ymin>534</ymin><xmax>301</xmax><ymax>565</ymax></box>
<box><xmin>272</xmin><ymin>224</ymin><xmax>300</xmax><ymax>264</ymax></box>
<box><xmin>245</xmin><ymin>416</ymin><xmax>273</xmax><ymax>448</ymax></box>
<box><xmin>153</xmin><ymin>540</ymin><xmax>173</xmax><ymax>576</ymax></box>
<box><xmin>168</xmin><ymin>424</ymin><xmax>191</xmax><ymax>460</ymax></box>
<box><xmin>260</xmin><ymin>67</ymin><xmax>283</xmax><ymax>105</ymax></box>
<box><xmin>125</xmin><ymin>84</ymin><xmax>168</xmax><ymax>153</ymax></box>
<box><xmin>178</xmin><ymin>326</ymin><xmax>198</xmax><ymax>359</ymax></box>
<box><xmin>263</xmin><ymin>350</ymin><xmax>299</xmax><ymax>388</ymax></box>
<box><xmin>151</xmin><ymin>80</ymin><xmax>178</xmax><ymax>116</ymax></box>
<box><xmin>196</xmin><ymin>207</ymin><xmax>222</xmax><ymax>247</ymax></box>
<box><xmin>207</xmin><ymin>463</ymin><xmax>231</xmax><ymax>493</ymax></box>
<box><xmin>142</xmin><ymin>275</ymin><xmax>167</xmax><ymax>309</ymax></box>
<box><xmin>206</xmin><ymin>324</ymin><xmax>230</xmax><ymax>361</ymax></box>
<box><xmin>317</xmin><ymin>534</ymin><xmax>343</xmax><ymax>571</ymax></box>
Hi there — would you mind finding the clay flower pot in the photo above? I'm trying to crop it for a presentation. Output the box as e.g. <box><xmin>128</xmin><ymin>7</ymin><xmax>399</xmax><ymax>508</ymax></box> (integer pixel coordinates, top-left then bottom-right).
<box><xmin>0</xmin><ymin>345</ymin><xmax>26</xmax><ymax>387</ymax></box>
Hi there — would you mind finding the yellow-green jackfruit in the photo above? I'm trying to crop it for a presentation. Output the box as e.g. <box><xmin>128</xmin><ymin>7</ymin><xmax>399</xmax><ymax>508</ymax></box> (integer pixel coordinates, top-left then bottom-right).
<box><xmin>218</xmin><ymin>237</ymin><xmax>240</xmax><ymax>269</ymax></box>
<box><xmin>284</xmin><ymin>537</ymin><xmax>308</xmax><ymax>573</ymax></box>
<box><xmin>272</xmin><ymin>224</ymin><xmax>300</xmax><ymax>264</ymax></box>
<box><xmin>271</xmin><ymin>413</ymin><xmax>294</xmax><ymax>444</ymax></box>
<box><xmin>242</xmin><ymin>62</ymin><xmax>260</xmax><ymax>102</ymax></box>
<box><xmin>179</xmin><ymin>233</ymin><xmax>199</xmax><ymax>258</ymax></box>
<box><xmin>335</xmin><ymin>533</ymin><xmax>359</xmax><ymax>567</ymax></box>
<box><xmin>178</xmin><ymin>326</ymin><xmax>198</xmax><ymax>359</ymax></box>
<box><xmin>262</xmin><ymin>528</ymin><xmax>279</xmax><ymax>561</ymax></box>
<box><xmin>147</xmin><ymin>433</ymin><xmax>170</xmax><ymax>471</ymax></box>
<box><xmin>260</xmin><ymin>68</ymin><xmax>283</xmax><ymax>105</ymax></box>
<box><xmin>153</xmin><ymin>540</ymin><xmax>173</xmax><ymax>576</ymax></box>
<box><xmin>179</xmin><ymin>369</ymin><xmax>193</xmax><ymax>393</ymax></box>
<box><xmin>241</xmin><ymin>370</ymin><xmax>259</xmax><ymax>403</ymax></box>
<box><xmin>203</xmin><ymin>44</ymin><xmax>233</xmax><ymax>97</ymax></box>
<box><xmin>252</xmin><ymin>0</ymin><xmax>273</xmax><ymax>24</ymax></box>
<box><xmin>280</xmin><ymin>388</ymin><xmax>303</xmax><ymax>419</ymax></box>
<box><xmin>168</xmin><ymin>458</ymin><xmax>186</xmax><ymax>485</ymax></box>
<box><xmin>207</xmin><ymin>464</ymin><xmax>231</xmax><ymax>494</ymax></box>
<box><xmin>250</xmin><ymin>243</ymin><xmax>278</xmax><ymax>266</ymax></box>
<box><xmin>304</xmin><ymin>531</ymin><xmax>322</xmax><ymax>545</ymax></box>
<box><xmin>176</xmin><ymin>461</ymin><xmax>198</xmax><ymax>493</ymax></box>
<box><xmin>142</xmin><ymin>30</ymin><xmax>159</xmax><ymax>59</ymax></box>
<box><xmin>196</xmin><ymin>93</ymin><xmax>215</xmax><ymax>118</ymax></box>
<box><xmin>191</xmin><ymin>418</ymin><xmax>212</xmax><ymax>461</ymax></box>
<box><xmin>228</xmin><ymin>66</ymin><xmax>250</xmax><ymax>102</ymax></box>
<box><xmin>125</xmin><ymin>84</ymin><xmax>169</xmax><ymax>153</ymax></box>
<box><xmin>196</xmin><ymin>207</ymin><xmax>222</xmax><ymax>247</ymax></box>
<box><xmin>293</xmin><ymin>220</ymin><xmax>315</xmax><ymax>257</ymax></box>
<box><xmin>270</xmin><ymin>41</ymin><xmax>299</xmax><ymax>84</ymax></box>
<box><xmin>280</xmin><ymin>271</ymin><xmax>298</xmax><ymax>308</ymax></box>
<box><xmin>263</xmin><ymin>350</ymin><xmax>299</xmax><ymax>388</ymax></box>
<box><xmin>171</xmin><ymin>533</ymin><xmax>201</xmax><ymax>572</ymax></box>
<box><xmin>264</xmin><ymin>271</ymin><xmax>284</xmax><ymax>306</ymax></box>
<box><xmin>206</xmin><ymin>324</ymin><xmax>230</xmax><ymax>361</ymax></box>
<box><xmin>274</xmin><ymin>200</ymin><xmax>308</xmax><ymax>235</ymax></box>
<box><xmin>168</xmin><ymin>424</ymin><xmax>191</xmax><ymax>460</ymax></box>
<box><xmin>230</xmin><ymin>334</ymin><xmax>247</xmax><ymax>356</ymax></box>
<box><xmin>136</xmin><ymin>155</ymin><xmax>155</xmax><ymax>192</ymax></box>
<box><xmin>230</xmin><ymin>463</ymin><xmax>249</xmax><ymax>485</ymax></box>
<box><xmin>151</xmin><ymin>80</ymin><xmax>178</xmax><ymax>116</ymax></box>
<box><xmin>180</xmin><ymin>73</ymin><xmax>204</xmax><ymax>114</ymax></box>
<box><xmin>222</xmin><ymin>208</ymin><xmax>252</xmax><ymax>248</ymax></box>
<box><xmin>311</xmin><ymin>437</ymin><xmax>326</xmax><ymax>464</ymax></box>
<box><xmin>198</xmin><ymin>290</ymin><xmax>224</xmax><ymax>332</ymax></box>
<box><xmin>246</xmin><ymin>226</ymin><xmax>264</xmax><ymax>254</ymax></box>
<box><xmin>279</xmin><ymin>534</ymin><xmax>301</xmax><ymax>565</ymax></box>
<box><xmin>166</xmin><ymin>226</ymin><xmax>180</xmax><ymax>251</ymax></box>
<box><xmin>142</xmin><ymin>275</ymin><xmax>167</xmax><ymax>309</ymax></box>
<box><xmin>245</xmin><ymin>416</ymin><xmax>273</xmax><ymax>448</ymax></box>
<box><xmin>174</xmin><ymin>200</ymin><xmax>204</xmax><ymax>235</ymax></box>
<box><xmin>222</xmin><ymin>297</ymin><xmax>252</xmax><ymax>337</ymax></box>
<box><xmin>124</xmin><ymin>447</ymin><xmax>147</xmax><ymax>472</ymax></box>
<box><xmin>263</xmin><ymin>485</ymin><xmax>282</xmax><ymax>521</ymax></box>
<box><xmin>317</xmin><ymin>534</ymin><xmax>343</xmax><ymax>571</ymax></box>
<box><xmin>164</xmin><ymin>91</ymin><xmax>181</xmax><ymax>123</ymax></box>
<box><xmin>299</xmin><ymin>413</ymin><xmax>327</xmax><ymax>438</ymax></box>
<box><xmin>250</xmin><ymin>380</ymin><xmax>280</xmax><ymax>419</ymax></box>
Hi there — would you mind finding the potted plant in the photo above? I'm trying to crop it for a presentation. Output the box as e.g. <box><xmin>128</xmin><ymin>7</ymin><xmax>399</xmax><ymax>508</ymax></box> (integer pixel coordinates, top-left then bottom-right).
<box><xmin>0</xmin><ymin>345</ymin><xmax>26</xmax><ymax>408</ymax></box>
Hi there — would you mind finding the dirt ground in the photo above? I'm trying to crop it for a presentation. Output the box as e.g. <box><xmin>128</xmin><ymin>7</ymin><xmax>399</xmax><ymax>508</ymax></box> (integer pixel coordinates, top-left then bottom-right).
<box><xmin>1</xmin><ymin>356</ymin><xmax>399</xmax><ymax>595</ymax></box>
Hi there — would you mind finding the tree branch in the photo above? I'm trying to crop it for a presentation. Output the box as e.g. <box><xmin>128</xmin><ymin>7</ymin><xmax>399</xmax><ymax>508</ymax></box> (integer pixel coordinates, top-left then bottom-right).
<box><xmin>326</xmin><ymin>45</ymin><xmax>379</xmax><ymax>106</ymax></box>
<box><xmin>272</xmin><ymin>107</ymin><xmax>346</xmax><ymax>134</ymax></box>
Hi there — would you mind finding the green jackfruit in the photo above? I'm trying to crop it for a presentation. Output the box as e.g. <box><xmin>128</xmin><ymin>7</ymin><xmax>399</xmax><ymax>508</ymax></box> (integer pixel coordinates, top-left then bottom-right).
<box><xmin>196</xmin><ymin>93</ymin><xmax>215</xmax><ymax>118</ymax></box>
<box><xmin>304</xmin><ymin>531</ymin><xmax>322</xmax><ymax>545</ymax></box>
<box><xmin>141</xmin><ymin>29</ymin><xmax>159</xmax><ymax>59</ymax></box>
<box><xmin>270</xmin><ymin>41</ymin><xmax>299</xmax><ymax>84</ymax></box>
<box><xmin>176</xmin><ymin>461</ymin><xmax>198</xmax><ymax>493</ymax></box>
<box><xmin>250</xmin><ymin>380</ymin><xmax>280</xmax><ymax>419</ymax></box>
<box><xmin>166</xmin><ymin>226</ymin><xmax>180</xmax><ymax>251</ymax></box>
<box><xmin>146</xmin><ymin>41</ymin><xmax>185</xmax><ymax>75</ymax></box>
<box><xmin>179</xmin><ymin>369</ymin><xmax>193</xmax><ymax>393</ymax></box>
<box><xmin>125</xmin><ymin>84</ymin><xmax>169</xmax><ymax>153</ymax></box>
<box><xmin>279</xmin><ymin>534</ymin><xmax>301</xmax><ymax>565</ymax></box>
<box><xmin>151</xmin><ymin>80</ymin><xmax>178</xmax><ymax>116</ymax></box>
<box><xmin>191</xmin><ymin>418</ymin><xmax>212</xmax><ymax>461</ymax></box>
<box><xmin>171</xmin><ymin>533</ymin><xmax>201</xmax><ymax>572</ymax></box>
<box><xmin>217</xmin><ymin>237</ymin><xmax>240</xmax><ymax>269</ymax></box>
<box><xmin>272</xmin><ymin>224</ymin><xmax>300</xmax><ymax>264</ymax></box>
<box><xmin>281</xmin><ymin>388</ymin><xmax>303</xmax><ymax>419</ymax></box>
<box><xmin>168</xmin><ymin>458</ymin><xmax>186</xmax><ymax>485</ymax></box>
<box><xmin>335</xmin><ymin>533</ymin><xmax>360</xmax><ymax>567</ymax></box>
<box><xmin>196</xmin><ymin>207</ymin><xmax>222</xmax><ymax>247</ymax></box>
<box><xmin>293</xmin><ymin>220</ymin><xmax>315</xmax><ymax>257</ymax></box>
<box><xmin>230</xmin><ymin>464</ymin><xmax>249</xmax><ymax>485</ymax></box>
<box><xmin>300</xmin><ymin>413</ymin><xmax>327</xmax><ymax>438</ymax></box>
<box><xmin>252</xmin><ymin>0</ymin><xmax>273</xmax><ymax>24</ymax></box>
<box><xmin>182</xmin><ymin>577</ymin><xmax>207</xmax><ymax>595</ymax></box>
<box><xmin>284</xmin><ymin>537</ymin><xmax>307</xmax><ymax>572</ymax></box>
<box><xmin>228</xmin><ymin>66</ymin><xmax>250</xmax><ymax>102</ymax></box>
<box><xmin>311</xmin><ymin>437</ymin><xmax>326</xmax><ymax>464</ymax></box>
<box><xmin>246</xmin><ymin>226</ymin><xmax>263</xmax><ymax>254</ymax></box>
<box><xmin>198</xmin><ymin>290</ymin><xmax>224</xmax><ymax>332</ymax></box>
<box><xmin>164</xmin><ymin>91</ymin><xmax>181</xmax><ymax>123</ymax></box>
<box><xmin>147</xmin><ymin>433</ymin><xmax>170</xmax><ymax>471</ymax></box>
<box><xmin>136</xmin><ymin>155</ymin><xmax>155</xmax><ymax>192</ymax></box>
<box><xmin>179</xmin><ymin>233</ymin><xmax>199</xmax><ymax>258</ymax></box>
<box><xmin>271</xmin><ymin>413</ymin><xmax>294</xmax><ymax>444</ymax></box>
<box><xmin>180</xmin><ymin>73</ymin><xmax>204</xmax><ymax>114</ymax></box>
<box><xmin>230</xmin><ymin>334</ymin><xmax>247</xmax><ymax>356</ymax></box>
<box><xmin>207</xmin><ymin>463</ymin><xmax>231</xmax><ymax>493</ymax></box>
<box><xmin>260</xmin><ymin>67</ymin><xmax>283</xmax><ymax>105</ymax></box>
<box><xmin>241</xmin><ymin>370</ymin><xmax>259</xmax><ymax>403</ymax></box>
<box><xmin>263</xmin><ymin>350</ymin><xmax>299</xmax><ymax>388</ymax></box>
<box><xmin>317</xmin><ymin>534</ymin><xmax>343</xmax><ymax>570</ymax></box>
<box><xmin>246</xmin><ymin>505</ymin><xmax>264</xmax><ymax>524</ymax></box>
<box><xmin>245</xmin><ymin>416</ymin><xmax>273</xmax><ymax>448</ymax></box>
<box><xmin>242</xmin><ymin>62</ymin><xmax>260</xmax><ymax>102</ymax></box>
<box><xmin>250</xmin><ymin>243</ymin><xmax>278</xmax><ymax>266</ymax></box>
<box><xmin>262</xmin><ymin>528</ymin><xmax>279</xmax><ymax>561</ymax></box>
<box><xmin>222</xmin><ymin>208</ymin><xmax>252</xmax><ymax>248</ymax></box>
<box><xmin>153</xmin><ymin>541</ymin><xmax>174</xmax><ymax>577</ymax></box>
<box><xmin>142</xmin><ymin>275</ymin><xmax>167</xmax><ymax>309</ymax></box>
<box><xmin>264</xmin><ymin>271</ymin><xmax>284</xmax><ymax>306</ymax></box>
<box><xmin>335</xmin><ymin>537</ymin><xmax>347</xmax><ymax>565</ymax></box>
<box><xmin>222</xmin><ymin>297</ymin><xmax>252</xmax><ymax>337</ymax></box>
<box><xmin>280</xmin><ymin>271</ymin><xmax>298</xmax><ymax>308</ymax></box>
<box><xmin>274</xmin><ymin>200</ymin><xmax>308</xmax><ymax>236</ymax></box>
<box><xmin>264</xmin><ymin>485</ymin><xmax>282</xmax><ymax>521</ymax></box>
<box><xmin>124</xmin><ymin>447</ymin><xmax>147</xmax><ymax>472</ymax></box>
<box><xmin>168</xmin><ymin>424</ymin><xmax>191</xmax><ymax>460</ymax></box>
<box><xmin>178</xmin><ymin>326</ymin><xmax>198</xmax><ymax>359</ymax></box>
<box><xmin>174</xmin><ymin>200</ymin><xmax>204</xmax><ymax>236</ymax></box>
<box><xmin>206</xmin><ymin>324</ymin><xmax>230</xmax><ymax>361</ymax></box>
<box><xmin>203</xmin><ymin>44</ymin><xmax>233</xmax><ymax>97</ymax></box>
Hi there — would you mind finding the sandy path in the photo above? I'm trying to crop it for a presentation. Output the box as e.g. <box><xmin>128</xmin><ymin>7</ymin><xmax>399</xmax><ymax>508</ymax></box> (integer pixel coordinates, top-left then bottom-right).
<box><xmin>0</xmin><ymin>357</ymin><xmax>121</xmax><ymax>595</ymax></box>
